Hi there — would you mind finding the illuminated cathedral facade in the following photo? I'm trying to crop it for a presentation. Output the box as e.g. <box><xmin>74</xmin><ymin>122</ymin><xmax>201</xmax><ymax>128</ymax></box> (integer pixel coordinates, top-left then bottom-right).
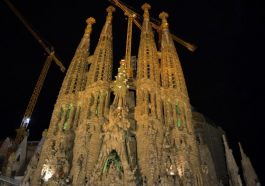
<box><xmin>0</xmin><ymin>3</ymin><xmax>260</xmax><ymax>186</ymax></box>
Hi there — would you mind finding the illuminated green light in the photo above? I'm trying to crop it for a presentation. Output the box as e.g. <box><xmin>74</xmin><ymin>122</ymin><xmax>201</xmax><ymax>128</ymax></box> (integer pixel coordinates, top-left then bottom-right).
<box><xmin>175</xmin><ymin>104</ymin><xmax>181</xmax><ymax>115</ymax></box>
<box><xmin>63</xmin><ymin>104</ymin><xmax>72</xmax><ymax>130</ymax></box>
<box><xmin>176</xmin><ymin>119</ymin><xmax>181</xmax><ymax>127</ymax></box>
<box><xmin>63</xmin><ymin>122</ymin><xmax>67</xmax><ymax>130</ymax></box>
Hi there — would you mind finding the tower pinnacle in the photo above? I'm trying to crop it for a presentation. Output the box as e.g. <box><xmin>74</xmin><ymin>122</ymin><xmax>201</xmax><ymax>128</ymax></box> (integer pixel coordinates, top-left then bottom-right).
<box><xmin>86</xmin><ymin>17</ymin><xmax>96</xmax><ymax>26</ymax></box>
<box><xmin>106</xmin><ymin>6</ymin><xmax>115</xmax><ymax>21</ymax></box>
<box><xmin>59</xmin><ymin>16</ymin><xmax>95</xmax><ymax>95</ymax></box>
<box><xmin>159</xmin><ymin>9</ymin><xmax>203</xmax><ymax>185</ymax></box>
<box><xmin>159</xmin><ymin>12</ymin><xmax>169</xmax><ymax>30</ymax></box>
<box><xmin>83</xmin><ymin>17</ymin><xmax>96</xmax><ymax>40</ymax></box>
<box><xmin>222</xmin><ymin>135</ymin><xmax>243</xmax><ymax>186</ymax></box>
<box><xmin>87</xmin><ymin>6</ymin><xmax>114</xmax><ymax>85</ymax></box>
<box><xmin>239</xmin><ymin>142</ymin><xmax>261</xmax><ymax>186</ymax></box>
<box><xmin>141</xmin><ymin>3</ymin><xmax>151</xmax><ymax>20</ymax></box>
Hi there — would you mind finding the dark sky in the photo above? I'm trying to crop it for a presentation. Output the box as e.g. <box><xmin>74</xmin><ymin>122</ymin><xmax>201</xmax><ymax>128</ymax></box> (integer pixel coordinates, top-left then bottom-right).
<box><xmin>0</xmin><ymin>0</ymin><xmax>264</xmax><ymax>182</ymax></box>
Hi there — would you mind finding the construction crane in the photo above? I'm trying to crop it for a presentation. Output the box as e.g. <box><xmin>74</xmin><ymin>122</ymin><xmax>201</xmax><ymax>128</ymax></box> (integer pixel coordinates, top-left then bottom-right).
<box><xmin>124</xmin><ymin>12</ymin><xmax>136</xmax><ymax>78</ymax></box>
<box><xmin>3</xmin><ymin>0</ymin><xmax>66</xmax><ymax>130</ymax></box>
<box><xmin>109</xmin><ymin>0</ymin><xmax>197</xmax><ymax>52</ymax></box>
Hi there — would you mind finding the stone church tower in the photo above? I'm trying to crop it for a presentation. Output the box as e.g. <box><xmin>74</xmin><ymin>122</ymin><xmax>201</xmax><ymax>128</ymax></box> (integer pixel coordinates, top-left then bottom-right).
<box><xmin>18</xmin><ymin>3</ymin><xmax>259</xmax><ymax>186</ymax></box>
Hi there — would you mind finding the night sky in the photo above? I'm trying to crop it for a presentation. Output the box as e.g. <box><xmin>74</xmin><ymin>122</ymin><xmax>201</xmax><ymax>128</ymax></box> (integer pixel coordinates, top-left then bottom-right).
<box><xmin>0</xmin><ymin>0</ymin><xmax>264</xmax><ymax>182</ymax></box>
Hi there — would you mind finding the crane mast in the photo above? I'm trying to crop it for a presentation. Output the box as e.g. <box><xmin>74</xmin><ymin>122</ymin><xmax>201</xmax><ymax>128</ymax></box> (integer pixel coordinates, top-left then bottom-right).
<box><xmin>125</xmin><ymin>13</ymin><xmax>135</xmax><ymax>78</ymax></box>
<box><xmin>3</xmin><ymin>0</ymin><xmax>66</xmax><ymax>131</ymax></box>
<box><xmin>109</xmin><ymin>0</ymin><xmax>197</xmax><ymax>52</ymax></box>
<box><xmin>21</xmin><ymin>53</ymin><xmax>53</xmax><ymax>128</ymax></box>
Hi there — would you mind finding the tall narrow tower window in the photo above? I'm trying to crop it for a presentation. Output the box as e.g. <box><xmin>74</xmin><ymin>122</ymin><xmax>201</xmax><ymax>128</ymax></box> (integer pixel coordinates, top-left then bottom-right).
<box><xmin>147</xmin><ymin>64</ymin><xmax>150</xmax><ymax>78</ymax></box>
<box><xmin>148</xmin><ymin>93</ymin><xmax>151</xmax><ymax>114</ymax></box>
<box><xmin>175</xmin><ymin>104</ymin><xmax>181</xmax><ymax>115</ymax></box>
<box><xmin>63</xmin><ymin>104</ymin><xmax>72</xmax><ymax>130</ymax></box>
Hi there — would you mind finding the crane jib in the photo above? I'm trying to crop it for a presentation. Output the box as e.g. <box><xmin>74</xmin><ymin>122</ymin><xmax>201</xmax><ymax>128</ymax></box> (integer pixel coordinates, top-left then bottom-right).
<box><xmin>108</xmin><ymin>0</ymin><xmax>197</xmax><ymax>52</ymax></box>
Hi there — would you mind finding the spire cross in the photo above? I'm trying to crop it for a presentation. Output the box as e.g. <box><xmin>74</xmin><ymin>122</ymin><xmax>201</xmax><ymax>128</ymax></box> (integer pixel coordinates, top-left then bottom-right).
<box><xmin>141</xmin><ymin>3</ymin><xmax>151</xmax><ymax>20</ymax></box>
<box><xmin>159</xmin><ymin>12</ymin><xmax>169</xmax><ymax>30</ymax></box>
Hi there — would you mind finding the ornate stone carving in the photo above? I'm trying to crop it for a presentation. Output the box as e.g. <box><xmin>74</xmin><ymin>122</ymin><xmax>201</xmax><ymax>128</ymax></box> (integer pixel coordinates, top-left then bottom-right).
<box><xmin>20</xmin><ymin>3</ymin><xmax>231</xmax><ymax>186</ymax></box>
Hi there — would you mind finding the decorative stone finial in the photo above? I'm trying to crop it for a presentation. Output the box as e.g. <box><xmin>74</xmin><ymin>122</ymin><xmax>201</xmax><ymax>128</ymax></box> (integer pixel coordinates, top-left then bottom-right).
<box><xmin>159</xmin><ymin>12</ymin><xmax>169</xmax><ymax>30</ymax></box>
<box><xmin>106</xmin><ymin>6</ymin><xmax>115</xmax><ymax>22</ymax></box>
<box><xmin>86</xmin><ymin>17</ymin><xmax>96</xmax><ymax>25</ymax></box>
<box><xmin>106</xmin><ymin>6</ymin><xmax>116</xmax><ymax>15</ymax></box>
<box><xmin>141</xmin><ymin>3</ymin><xmax>151</xmax><ymax>11</ymax></box>
<box><xmin>159</xmin><ymin>12</ymin><xmax>169</xmax><ymax>20</ymax></box>
<box><xmin>141</xmin><ymin>3</ymin><xmax>151</xmax><ymax>20</ymax></box>
<box><xmin>85</xmin><ymin>17</ymin><xmax>96</xmax><ymax>34</ymax></box>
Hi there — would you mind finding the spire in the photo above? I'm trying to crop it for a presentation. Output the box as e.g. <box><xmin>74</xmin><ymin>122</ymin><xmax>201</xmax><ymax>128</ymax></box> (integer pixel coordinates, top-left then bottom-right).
<box><xmin>60</xmin><ymin>17</ymin><xmax>95</xmax><ymax>94</ymax></box>
<box><xmin>239</xmin><ymin>143</ymin><xmax>261</xmax><ymax>186</ymax></box>
<box><xmin>159</xmin><ymin>12</ymin><xmax>169</xmax><ymax>30</ymax></box>
<box><xmin>136</xmin><ymin>3</ymin><xmax>159</xmax><ymax>83</ymax></box>
<box><xmin>140</xmin><ymin>3</ymin><xmax>152</xmax><ymax>34</ymax></box>
<box><xmin>222</xmin><ymin>135</ymin><xmax>243</xmax><ymax>186</ymax></box>
<box><xmin>28</xmin><ymin>17</ymin><xmax>96</xmax><ymax>185</ymax></box>
<box><xmin>141</xmin><ymin>3</ymin><xmax>151</xmax><ymax>21</ymax></box>
<box><xmin>158</xmin><ymin>12</ymin><xmax>204</xmax><ymax>186</ymax></box>
<box><xmin>106</xmin><ymin>6</ymin><xmax>115</xmax><ymax>23</ymax></box>
<box><xmin>159</xmin><ymin>12</ymin><xmax>188</xmax><ymax>96</ymax></box>
<box><xmin>238</xmin><ymin>143</ymin><xmax>246</xmax><ymax>159</ymax></box>
<box><xmin>87</xmin><ymin>6</ymin><xmax>115</xmax><ymax>85</ymax></box>
<box><xmin>133</xmin><ymin>4</ymin><xmax>163</xmax><ymax>185</ymax></box>
<box><xmin>135</xmin><ymin>2</ymin><xmax>161</xmax><ymax>118</ymax></box>
<box><xmin>81</xmin><ymin>17</ymin><xmax>96</xmax><ymax>52</ymax></box>
<box><xmin>70</xmin><ymin>9</ymin><xmax>116</xmax><ymax>181</ymax></box>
